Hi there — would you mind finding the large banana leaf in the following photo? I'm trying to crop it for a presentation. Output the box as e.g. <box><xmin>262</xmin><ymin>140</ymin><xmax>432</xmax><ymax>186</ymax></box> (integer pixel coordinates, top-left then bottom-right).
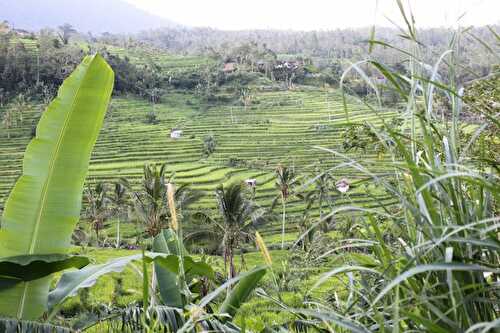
<box><xmin>47</xmin><ymin>252</ymin><xmax>184</xmax><ymax>316</ymax></box>
<box><xmin>152</xmin><ymin>229</ymin><xmax>215</xmax><ymax>308</ymax></box>
<box><xmin>219</xmin><ymin>266</ymin><xmax>267</xmax><ymax>319</ymax></box>
<box><xmin>0</xmin><ymin>254</ymin><xmax>89</xmax><ymax>284</ymax></box>
<box><xmin>47</xmin><ymin>254</ymin><xmax>142</xmax><ymax>315</ymax></box>
<box><xmin>0</xmin><ymin>54</ymin><xmax>114</xmax><ymax>319</ymax></box>
<box><xmin>153</xmin><ymin>229</ymin><xmax>184</xmax><ymax>308</ymax></box>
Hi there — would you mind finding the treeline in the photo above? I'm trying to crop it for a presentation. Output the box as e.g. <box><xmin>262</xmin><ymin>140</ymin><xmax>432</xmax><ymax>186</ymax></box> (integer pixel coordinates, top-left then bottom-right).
<box><xmin>0</xmin><ymin>22</ymin><xmax>170</xmax><ymax>104</ymax></box>
<box><xmin>1</xmin><ymin>20</ymin><xmax>498</xmax><ymax>106</ymax></box>
<box><xmin>132</xmin><ymin>25</ymin><xmax>499</xmax><ymax>79</ymax></box>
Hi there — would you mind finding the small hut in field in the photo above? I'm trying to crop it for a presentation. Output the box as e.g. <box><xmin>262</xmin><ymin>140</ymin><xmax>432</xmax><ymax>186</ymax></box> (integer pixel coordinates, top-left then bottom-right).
<box><xmin>336</xmin><ymin>179</ymin><xmax>350</xmax><ymax>193</ymax></box>
<box><xmin>170</xmin><ymin>129</ymin><xmax>183</xmax><ymax>139</ymax></box>
<box><xmin>245</xmin><ymin>179</ymin><xmax>257</xmax><ymax>188</ymax></box>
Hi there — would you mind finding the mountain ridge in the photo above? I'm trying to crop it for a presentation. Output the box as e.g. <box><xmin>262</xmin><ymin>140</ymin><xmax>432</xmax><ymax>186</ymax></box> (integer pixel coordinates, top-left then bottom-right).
<box><xmin>0</xmin><ymin>0</ymin><xmax>177</xmax><ymax>33</ymax></box>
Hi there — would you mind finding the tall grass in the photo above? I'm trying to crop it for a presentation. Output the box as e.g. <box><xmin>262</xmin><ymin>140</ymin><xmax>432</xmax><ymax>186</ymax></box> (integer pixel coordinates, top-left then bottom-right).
<box><xmin>273</xmin><ymin>2</ymin><xmax>499</xmax><ymax>332</ymax></box>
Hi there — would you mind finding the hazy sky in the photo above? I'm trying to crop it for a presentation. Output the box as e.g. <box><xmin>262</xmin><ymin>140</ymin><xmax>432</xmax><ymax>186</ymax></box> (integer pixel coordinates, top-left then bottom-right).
<box><xmin>125</xmin><ymin>0</ymin><xmax>499</xmax><ymax>30</ymax></box>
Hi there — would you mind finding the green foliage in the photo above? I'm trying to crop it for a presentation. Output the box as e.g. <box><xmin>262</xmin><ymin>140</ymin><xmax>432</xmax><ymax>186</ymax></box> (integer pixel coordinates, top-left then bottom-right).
<box><xmin>203</xmin><ymin>133</ymin><xmax>217</xmax><ymax>157</ymax></box>
<box><xmin>47</xmin><ymin>254</ymin><xmax>144</xmax><ymax>316</ymax></box>
<box><xmin>152</xmin><ymin>230</ymin><xmax>184</xmax><ymax>308</ymax></box>
<box><xmin>219</xmin><ymin>266</ymin><xmax>267</xmax><ymax>319</ymax></box>
<box><xmin>0</xmin><ymin>254</ymin><xmax>89</xmax><ymax>283</ymax></box>
<box><xmin>0</xmin><ymin>54</ymin><xmax>114</xmax><ymax>320</ymax></box>
<box><xmin>463</xmin><ymin>65</ymin><xmax>500</xmax><ymax>117</ymax></box>
<box><xmin>274</xmin><ymin>7</ymin><xmax>500</xmax><ymax>333</ymax></box>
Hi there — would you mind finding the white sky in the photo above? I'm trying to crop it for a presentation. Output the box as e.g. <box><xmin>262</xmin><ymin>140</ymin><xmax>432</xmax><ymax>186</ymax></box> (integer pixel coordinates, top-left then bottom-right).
<box><xmin>125</xmin><ymin>0</ymin><xmax>500</xmax><ymax>30</ymax></box>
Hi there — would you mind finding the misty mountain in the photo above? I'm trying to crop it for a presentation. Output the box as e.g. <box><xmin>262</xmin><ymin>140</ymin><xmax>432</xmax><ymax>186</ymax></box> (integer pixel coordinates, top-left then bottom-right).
<box><xmin>0</xmin><ymin>0</ymin><xmax>177</xmax><ymax>34</ymax></box>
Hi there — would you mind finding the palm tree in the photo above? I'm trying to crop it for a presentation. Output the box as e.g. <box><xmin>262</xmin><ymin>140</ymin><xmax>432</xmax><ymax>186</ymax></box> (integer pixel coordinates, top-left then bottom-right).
<box><xmin>132</xmin><ymin>163</ymin><xmax>201</xmax><ymax>240</ymax></box>
<box><xmin>2</xmin><ymin>108</ymin><xmax>15</xmax><ymax>139</ymax></box>
<box><xmin>57</xmin><ymin>23</ymin><xmax>77</xmax><ymax>45</ymax></box>
<box><xmin>13</xmin><ymin>93</ymin><xmax>30</xmax><ymax>125</ymax></box>
<box><xmin>273</xmin><ymin>164</ymin><xmax>300</xmax><ymax>249</ymax></box>
<box><xmin>133</xmin><ymin>163</ymin><xmax>171</xmax><ymax>239</ymax></box>
<box><xmin>187</xmin><ymin>182</ymin><xmax>265</xmax><ymax>279</ymax></box>
<box><xmin>311</xmin><ymin>169</ymin><xmax>336</xmax><ymax>232</ymax></box>
<box><xmin>110</xmin><ymin>180</ymin><xmax>129</xmax><ymax>248</ymax></box>
<box><xmin>84</xmin><ymin>182</ymin><xmax>110</xmax><ymax>245</ymax></box>
<box><xmin>169</xmin><ymin>183</ymin><xmax>203</xmax><ymax>221</ymax></box>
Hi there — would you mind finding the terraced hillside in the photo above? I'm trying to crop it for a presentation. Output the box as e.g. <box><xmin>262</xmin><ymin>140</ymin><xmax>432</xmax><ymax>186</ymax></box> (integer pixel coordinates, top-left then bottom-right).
<box><xmin>0</xmin><ymin>84</ymin><xmax>398</xmax><ymax>244</ymax></box>
<box><xmin>102</xmin><ymin>44</ymin><xmax>216</xmax><ymax>75</ymax></box>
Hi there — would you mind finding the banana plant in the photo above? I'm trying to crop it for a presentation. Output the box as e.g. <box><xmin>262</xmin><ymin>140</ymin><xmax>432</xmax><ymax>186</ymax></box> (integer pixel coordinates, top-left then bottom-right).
<box><xmin>41</xmin><ymin>234</ymin><xmax>265</xmax><ymax>331</ymax></box>
<box><xmin>0</xmin><ymin>54</ymin><xmax>114</xmax><ymax>320</ymax></box>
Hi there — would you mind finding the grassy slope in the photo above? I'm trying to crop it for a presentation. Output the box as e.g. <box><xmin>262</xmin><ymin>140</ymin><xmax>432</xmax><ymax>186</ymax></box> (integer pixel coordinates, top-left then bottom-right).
<box><xmin>0</xmin><ymin>89</ymin><xmax>396</xmax><ymax>241</ymax></box>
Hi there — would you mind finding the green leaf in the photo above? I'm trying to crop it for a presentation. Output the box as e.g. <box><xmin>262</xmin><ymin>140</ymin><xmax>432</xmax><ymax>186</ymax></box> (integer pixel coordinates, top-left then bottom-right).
<box><xmin>0</xmin><ymin>54</ymin><xmax>114</xmax><ymax>320</ymax></box>
<box><xmin>184</xmin><ymin>256</ymin><xmax>215</xmax><ymax>280</ymax></box>
<box><xmin>349</xmin><ymin>253</ymin><xmax>380</xmax><ymax>267</ymax></box>
<box><xmin>153</xmin><ymin>230</ymin><xmax>183</xmax><ymax>308</ymax></box>
<box><xmin>373</xmin><ymin>263</ymin><xmax>500</xmax><ymax>305</ymax></box>
<box><xmin>286</xmin><ymin>308</ymin><xmax>371</xmax><ymax>333</ymax></box>
<box><xmin>47</xmin><ymin>254</ymin><xmax>142</xmax><ymax>314</ymax></box>
<box><xmin>405</xmin><ymin>312</ymin><xmax>450</xmax><ymax>333</ymax></box>
<box><xmin>219</xmin><ymin>266</ymin><xmax>267</xmax><ymax>319</ymax></box>
<box><xmin>0</xmin><ymin>254</ymin><xmax>89</xmax><ymax>284</ymax></box>
<box><xmin>0</xmin><ymin>317</ymin><xmax>72</xmax><ymax>333</ymax></box>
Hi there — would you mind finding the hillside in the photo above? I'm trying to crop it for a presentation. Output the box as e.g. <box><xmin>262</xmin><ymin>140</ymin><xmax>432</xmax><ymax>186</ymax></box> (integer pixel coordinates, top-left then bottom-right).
<box><xmin>0</xmin><ymin>85</ymin><xmax>398</xmax><ymax>243</ymax></box>
<box><xmin>0</xmin><ymin>0</ymin><xmax>176</xmax><ymax>33</ymax></box>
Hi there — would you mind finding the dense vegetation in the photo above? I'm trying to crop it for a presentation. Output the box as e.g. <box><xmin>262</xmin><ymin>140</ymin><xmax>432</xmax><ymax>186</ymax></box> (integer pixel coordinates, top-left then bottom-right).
<box><xmin>0</xmin><ymin>3</ymin><xmax>499</xmax><ymax>332</ymax></box>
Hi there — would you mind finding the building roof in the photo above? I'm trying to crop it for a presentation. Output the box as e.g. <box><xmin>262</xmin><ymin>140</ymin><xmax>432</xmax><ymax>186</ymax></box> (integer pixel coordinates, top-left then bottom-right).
<box><xmin>223</xmin><ymin>62</ymin><xmax>237</xmax><ymax>73</ymax></box>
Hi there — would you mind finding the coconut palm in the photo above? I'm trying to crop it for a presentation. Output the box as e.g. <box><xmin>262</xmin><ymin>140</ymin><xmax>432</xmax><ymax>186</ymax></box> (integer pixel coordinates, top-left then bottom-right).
<box><xmin>2</xmin><ymin>107</ymin><xmax>15</xmax><ymax>139</ymax></box>
<box><xmin>133</xmin><ymin>163</ymin><xmax>171</xmax><ymax>238</ymax></box>
<box><xmin>12</xmin><ymin>93</ymin><xmax>30</xmax><ymax>125</ymax></box>
<box><xmin>187</xmin><ymin>182</ymin><xmax>265</xmax><ymax>279</ymax></box>
<box><xmin>84</xmin><ymin>182</ymin><xmax>110</xmax><ymax>245</ymax></box>
<box><xmin>133</xmin><ymin>163</ymin><xmax>201</xmax><ymax>239</ymax></box>
<box><xmin>169</xmin><ymin>183</ymin><xmax>203</xmax><ymax>221</ymax></box>
<box><xmin>272</xmin><ymin>164</ymin><xmax>300</xmax><ymax>249</ymax></box>
<box><xmin>310</xmin><ymin>169</ymin><xmax>336</xmax><ymax>232</ymax></box>
<box><xmin>110</xmin><ymin>180</ymin><xmax>130</xmax><ymax>248</ymax></box>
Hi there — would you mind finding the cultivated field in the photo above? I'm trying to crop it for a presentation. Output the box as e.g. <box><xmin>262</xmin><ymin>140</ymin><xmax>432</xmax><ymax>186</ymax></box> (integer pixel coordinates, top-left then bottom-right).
<box><xmin>0</xmin><ymin>85</ymin><xmax>398</xmax><ymax>245</ymax></box>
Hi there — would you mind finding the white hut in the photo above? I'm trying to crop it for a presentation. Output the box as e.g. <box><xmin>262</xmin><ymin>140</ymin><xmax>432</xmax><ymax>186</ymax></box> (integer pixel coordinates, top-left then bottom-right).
<box><xmin>170</xmin><ymin>129</ymin><xmax>183</xmax><ymax>139</ymax></box>
<box><xmin>336</xmin><ymin>179</ymin><xmax>350</xmax><ymax>193</ymax></box>
<box><xmin>245</xmin><ymin>179</ymin><xmax>257</xmax><ymax>187</ymax></box>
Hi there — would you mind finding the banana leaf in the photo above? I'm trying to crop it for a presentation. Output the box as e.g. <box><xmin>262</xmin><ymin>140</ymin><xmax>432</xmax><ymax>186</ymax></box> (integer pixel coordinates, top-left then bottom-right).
<box><xmin>0</xmin><ymin>54</ymin><xmax>114</xmax><ymax>319</ymax></box>
<box><xmin>0</xmin><ymin>254</ymin><xmax>89</xmax><ymax>284</ymax></box>
<box><xmin>47</xmin><ymin>254</ymin><xmax>142</xmax><ymax>315</ymax></box>
<box><xmin>153</xmin><ymin>230</ymin><xmax>184</xmax><ymax>308</ymax></box>
<box><xmin>219</xmin><ymin>266</ymin><xmax>267</xmax><ymax>319</ymax></box>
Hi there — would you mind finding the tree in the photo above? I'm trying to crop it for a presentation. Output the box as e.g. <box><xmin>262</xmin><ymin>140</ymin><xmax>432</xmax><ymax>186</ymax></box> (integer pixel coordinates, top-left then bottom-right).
<box><xmin>2</xmin><ymin>107</ymin><xmax>15</xmax><ymax>139</ymax></box>
<box><xmin>272</xmin><ymin>164</ymin><xmax>300</xmax><ymax>249</ymax></box>
<box><xmin>187</xmin><ymin>183</ymin><xmax>265</xmax><ymax>279</ymax></box>
<box><xmin>12</xmin><ymin>93</ymin><xmax>30</xmax><ymax>125</ymax></box>
<box><xmin>84</xmin><ymin>182</ymin><xmax>110</xmax><ymax>245</ymax></box>
<box><xmin>239</xmin><ymin>86</ymin><xmax>254</xmax><ymax>109</ymax></box>
<box><xmin>110</xmin><ymin>180</ymin><xmax>129</xmax><ymax>248</ymax></box>
<box><xmin>57</xmin><ymin>23</ymin><xmax>77</xmax><ymax>45</ymax></box>
<box><xmin>310</xmin><ymin>168</ymin><xmax>336</xmax><ymax>232</ymax></box>
<box><xmin>203</xmin><ymin>134</ymin><xmax>217</xmax><ymax>157</ymax></box>
<box><xmin>133</xmin><ymin>163</ymin><xmax>171</xmax><ymax>239</ymax></box>
<box><xmin>0</xmin><ymin>88</ymin><xmax>5</xmax><ymax>107</ymax></box>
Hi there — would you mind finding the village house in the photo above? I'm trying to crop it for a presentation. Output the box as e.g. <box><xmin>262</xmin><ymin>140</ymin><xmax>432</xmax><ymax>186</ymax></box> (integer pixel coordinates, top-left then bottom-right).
<box><xmin>12</xmin><ymin>28</ymin><xmax>33</xmax><ymax>38</ymax></box>
<box><xmin>223</xmin><ymin>62</ymin><xmax>237</xmax><ymax>73</ymax></box>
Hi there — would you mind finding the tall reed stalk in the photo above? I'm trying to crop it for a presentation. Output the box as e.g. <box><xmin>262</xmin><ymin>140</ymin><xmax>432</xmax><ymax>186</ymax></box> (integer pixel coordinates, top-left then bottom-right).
<box><xmin>275</xmin><ymin>2</ymin><xmax>500</xmax><ymax>332</ymax></box>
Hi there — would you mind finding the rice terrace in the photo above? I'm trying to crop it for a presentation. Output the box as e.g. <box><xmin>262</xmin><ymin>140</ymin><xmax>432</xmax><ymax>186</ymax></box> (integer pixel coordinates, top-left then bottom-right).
<box><xmin>0</xmin><ymin>0</ymin><xmax>498</xmax><ymax>332</ymax></box>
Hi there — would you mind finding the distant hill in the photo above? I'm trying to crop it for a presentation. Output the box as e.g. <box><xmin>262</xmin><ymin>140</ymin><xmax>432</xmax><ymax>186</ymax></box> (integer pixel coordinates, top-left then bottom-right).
<box><xmin>0</xmin><ymin>0</ymin><xmax>177</xmax><ymax>34</ymax></box>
